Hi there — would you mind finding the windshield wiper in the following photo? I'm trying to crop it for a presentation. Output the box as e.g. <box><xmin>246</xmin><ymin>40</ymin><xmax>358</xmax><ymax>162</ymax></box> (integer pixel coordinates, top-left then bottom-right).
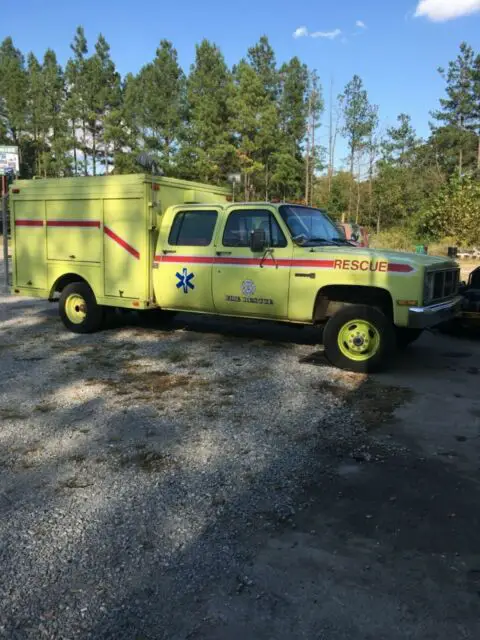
<box><xmin>331</xmin><ymin>237</ymin><xmax>355</xmax><ymax>245</ymax></box>
<box><xmin>308</xmin><ymin>237</ymin><xmax>338</xmax><ymax>244</ymax></box>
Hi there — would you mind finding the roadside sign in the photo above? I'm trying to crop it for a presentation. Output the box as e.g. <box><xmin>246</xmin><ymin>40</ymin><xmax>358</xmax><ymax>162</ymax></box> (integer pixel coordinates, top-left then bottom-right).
<box><xmin>0</xmin><ymin>146</ymin><xmax>19</xmax><ymax>174</ymax></box>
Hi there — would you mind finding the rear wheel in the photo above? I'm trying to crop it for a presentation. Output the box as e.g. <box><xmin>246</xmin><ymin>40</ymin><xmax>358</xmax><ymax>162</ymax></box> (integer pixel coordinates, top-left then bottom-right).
<box><xmin>323</xmin><ymin>304</ymin><xmax>396</xmax><ymax>373</ymax></box>
<box><xmin>59</xmin><ymin>282</ymin><xmax>104</xmax><ymax>334</ymax></box>
<box><xmin>396</xmin><ymin>327</ymin><xmax>423</xmax><ymax>349</ymax></box>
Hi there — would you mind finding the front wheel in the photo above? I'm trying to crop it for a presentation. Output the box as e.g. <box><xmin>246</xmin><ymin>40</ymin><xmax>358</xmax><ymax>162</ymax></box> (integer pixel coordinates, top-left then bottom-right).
<box><xmin>59</xmin><ymin>282</ymin><xmax>104</xmax><ymax>334</ymax></box>
<box><xmin>323</xmin><ymin>304</ymin><xmax>396</xmax><ymax>373</ymax></box>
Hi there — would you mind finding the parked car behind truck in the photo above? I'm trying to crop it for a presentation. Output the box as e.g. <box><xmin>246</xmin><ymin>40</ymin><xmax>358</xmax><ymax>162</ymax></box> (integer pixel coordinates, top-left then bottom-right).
<box><xmin>9</xmin><ymin>174</ymin><xmax>462</xmax><ymax>372</ymax></box>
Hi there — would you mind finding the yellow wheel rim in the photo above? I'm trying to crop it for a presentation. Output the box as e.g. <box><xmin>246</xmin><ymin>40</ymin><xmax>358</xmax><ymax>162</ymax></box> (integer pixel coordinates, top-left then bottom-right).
<box><xmin>337</xmin><ymin>319</ymin><xmax>380</xmax><ymax>362</ymax></box>
<box><xmin>65</xmin><ymin>293</ymin><xmax>87</xmax><ymax>325</ymax></box>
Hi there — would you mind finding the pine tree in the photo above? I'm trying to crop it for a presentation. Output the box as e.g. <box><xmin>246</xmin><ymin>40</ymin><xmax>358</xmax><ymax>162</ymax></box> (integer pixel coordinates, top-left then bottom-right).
<box><xmin>432</xmin><ymin>42</ymin><xmax>478</xmax><ymax>175</ymax></box>
<box><xmin>65</xmin><ymin>27</ymin><xmax>88</xmax><ymax>175</ymax></box>
<box><xmin>104</xmin><ymin>74</ymin><xmax>141</xmax><ymax>174</ymax></box>
<box><xmin>230</xmin><ymin>60</ymin><xmax>279</xmax><ymax>199</ymax></box>
<box><xmin>382</xmin><ymin>113</ymin><xmax>419</xmax><ymax>166</ymax></box>
<box><xmin>41</xmin><ymin>49</ymin><xmax>70</xmax><ymax>176</ymax></box>
<box><xmin>26</xmin><ymin>53</ymin><xmax>45</xmax><ymax>175</ymax></box>
<box><xmin>305</xmin><ymin>70</ymin><xmax>324</xmax><ymax>205</ymax></box>
<box><xmin>339</xmin><ymin>75</ymin><xmax>376</xmax><ymax>221</ymax></box>
<box><xmin>132</xmin><ymin>40</ymin><xmax>185</xmax><ymax>175</ymax></box>
<box><xmin>275</xmin><ymin>58</ymin><xmax>310</xmax><ymax>200</ymax></box>
<box><xmin>247</xmin><ymin>36</ymin><xmax>279</xmax><ymax>101</ymax></box>
<box><xmin>180</xmin><ymin>40</ymin><xmax>234</xmax><ymax>183</ymax></box>
<box><xmin>82</xmin><ymin>34</ymin><xmax>121</xmax><ymax>175</ymax></box>
<box><xmin>0</xmin><ymin>37</ymin><xmax>27</xmax><ymax>170</ymax></box>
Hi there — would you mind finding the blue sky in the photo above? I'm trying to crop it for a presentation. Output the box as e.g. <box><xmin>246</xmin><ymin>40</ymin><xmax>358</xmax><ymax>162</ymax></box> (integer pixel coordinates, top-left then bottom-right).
<box><xmin>3</xmin><ymin>0</ymin><xmax>480</xmax><ymax>166</ymax></box>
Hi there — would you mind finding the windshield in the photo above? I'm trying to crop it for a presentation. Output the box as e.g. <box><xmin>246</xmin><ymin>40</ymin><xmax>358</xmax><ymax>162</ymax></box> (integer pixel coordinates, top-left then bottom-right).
<box><xmin>279</xmin><ymin>205</ymin><xmax>350</xmax><ymax>246</ymax></box>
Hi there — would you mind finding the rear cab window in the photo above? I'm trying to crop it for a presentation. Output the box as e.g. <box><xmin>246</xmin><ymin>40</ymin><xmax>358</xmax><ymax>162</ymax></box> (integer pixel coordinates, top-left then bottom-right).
<box><xmin>222</xmin><ymin>209</ymin><xmax>287</xmax><ymax>248</ymax></box>
<box><xmin>168</xmin><ymin>210</ymin><xmax>218</xmax><ymax>246</ymax></box>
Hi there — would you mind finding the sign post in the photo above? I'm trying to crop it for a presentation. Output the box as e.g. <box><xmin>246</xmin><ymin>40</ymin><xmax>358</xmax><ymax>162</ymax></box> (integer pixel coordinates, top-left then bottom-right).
<box><xmin>2</xmin><ymin>193</ymin><xmax>8</xmax><ymax>293</ymax></box>
<box><xmin>0</xmin><ymin>146</ymin><xmax>17</xmax><ymax>293</ymax></box>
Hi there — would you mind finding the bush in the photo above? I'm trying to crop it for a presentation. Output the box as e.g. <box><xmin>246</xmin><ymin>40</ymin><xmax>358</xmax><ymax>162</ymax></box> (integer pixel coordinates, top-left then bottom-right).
<box><xmin>417</xmin><ymin>175</ymin><xmax>480</xmax><ymax>244</ymax></box>
<box><xmin>369</xmin><ymin>227</ymin><xmax>417</xmax><ymax>252</ymax></box>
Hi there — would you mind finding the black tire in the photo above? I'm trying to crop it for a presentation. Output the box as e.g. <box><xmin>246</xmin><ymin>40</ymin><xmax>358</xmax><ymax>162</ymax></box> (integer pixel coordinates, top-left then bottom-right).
<box><xmin>396</xmin><ymin>327</ymin><xmax>423</xmax><ymax>349</ymax></box>
<box><xmin>59</xmin><ymin>282</ymin><xmax>104</xmax><ymax>334</ymax></box>
<box><xmin>323</xmin><ymin>304</ymin><xmax>396</xmax><ymax>373</ymax></box>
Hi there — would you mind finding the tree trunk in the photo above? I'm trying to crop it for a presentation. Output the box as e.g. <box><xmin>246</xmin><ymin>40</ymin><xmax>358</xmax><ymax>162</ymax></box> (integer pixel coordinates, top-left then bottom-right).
<box><xmin>477</xmin><ymin>134</ymin><xmax>480</xmax><ymax>171</ymax></box>
<box><xmin>345</xmin><ymin>148</ymin><xmax>354</xmax><ymax>223</ymax></box>
<box><xmin>92</xmin><ymin>130</ymin><xmax>96</xmax><ymax>177</ymax></box>
<box><xmin>327</xmin><ymin>77</ymin><xmax>334</xmax><ymax>195</ymax></box>
<box><xmin>376</xmin><ymin>209</ymin><xmax>381</xmax><ymax>235</ymax></box>
<box><xmin>458</xmin><ymin>146</ymin><xmax>463</xmax><ymax>179</ymax></box>
<box><xmin>311</xmin><ymin>109</ymin><xmax>316</xmax><ymax>206</ymax></box>
<box><xmin>82</xmin><ymin>119</ymin><xmax>88</xmax><ymax>176</ymax></box>
<box><xmin>305</xmin><ymin>126</ymin><xmax>310</xmax><ymax>206</ymax></box>
<box><xmin>265</xmin><ymin>161</ymin><xmax>269</xmax><ymax>201</ymax></box>
<box><xmin>72</xmin><ymin>120</ymin><xmax>77</xmax><ymax>176</ymax></box>
<box><xmin>355</xmin><ymin>170</ymin><xmax>361</xmax><ymax>224</ymax></box>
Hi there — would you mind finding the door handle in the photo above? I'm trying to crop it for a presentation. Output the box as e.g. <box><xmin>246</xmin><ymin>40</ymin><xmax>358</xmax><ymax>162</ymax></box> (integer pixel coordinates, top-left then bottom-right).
<box><xmin>163</xmin><ymin>249</ymin><xmax>177</xmax><ymax>255</ymax></box>
<box><xmin>216</xmin><ymin>251</ymin><xmax>232</xmax><ymax>256</ymax></box>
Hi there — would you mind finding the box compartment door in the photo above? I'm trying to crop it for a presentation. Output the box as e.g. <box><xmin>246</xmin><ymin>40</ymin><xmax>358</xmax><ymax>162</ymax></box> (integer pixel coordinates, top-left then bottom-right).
<box><xmin>103</xmin><ymin>198</ymin><xmax>146</xmax><ymax>299</ymax></box>
<box><xmin>13</xmin><ymin>200</ymin><xmax>47</xmax><ymax>289</ymax></box>
<box><xmin>46</xmin><ymin>200</ymin><xmax>102</xmax><ymax>262</ymax></box>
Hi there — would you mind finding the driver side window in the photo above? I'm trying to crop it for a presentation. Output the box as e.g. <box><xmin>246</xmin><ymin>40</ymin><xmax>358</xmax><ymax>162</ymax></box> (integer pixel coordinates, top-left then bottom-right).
<box><xmin>223</xmin><ymin>209</ymin><xmax>287</xmax><ymax>248</ymax></box>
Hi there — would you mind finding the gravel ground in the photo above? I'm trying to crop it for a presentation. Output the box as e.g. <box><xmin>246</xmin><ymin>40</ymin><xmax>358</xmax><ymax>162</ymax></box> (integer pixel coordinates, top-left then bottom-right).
<box><xmin>1</xmin><ymin>261</ymin><xmax>480</xmax><ymax>639</ymax></box>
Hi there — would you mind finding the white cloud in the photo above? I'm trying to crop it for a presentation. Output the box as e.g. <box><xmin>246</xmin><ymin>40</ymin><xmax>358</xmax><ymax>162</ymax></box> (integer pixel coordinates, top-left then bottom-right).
<box><xmin>414</xmin><ymin>0</ymin><xmax>480</xmax><ymax>22</ymax></box>
<box><xmin>293</xmin><ymin>26</ymin><xmax>309</xmax><ymax>38</ymax></box>
<box><xmin>356</xmin><ymin>20</ymin><xmax>367</xmax><ymax>28</ymax></box>
<box><xmin>310</xmin><ymin>28</ymin><xmax>342</xmax><ymax>39</ymax></box>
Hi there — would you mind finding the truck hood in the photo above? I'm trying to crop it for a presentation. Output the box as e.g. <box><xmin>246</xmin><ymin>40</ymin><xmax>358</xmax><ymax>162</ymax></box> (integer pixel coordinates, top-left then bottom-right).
<box><xmin>306</xmin><ymin>246</ymin><xmax>457</xmax><ymax>270</ymax></box>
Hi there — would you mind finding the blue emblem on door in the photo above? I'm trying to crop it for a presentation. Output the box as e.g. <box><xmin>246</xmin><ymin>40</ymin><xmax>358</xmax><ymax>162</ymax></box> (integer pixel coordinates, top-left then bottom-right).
<box><xmin>176</xmin><ymin>268</ymin><xmax>195</xmax><ymax>293</ymax></box>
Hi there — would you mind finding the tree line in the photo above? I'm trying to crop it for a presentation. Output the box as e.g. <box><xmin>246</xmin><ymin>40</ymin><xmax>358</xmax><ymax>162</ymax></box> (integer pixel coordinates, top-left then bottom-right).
<box><xmin>1</xmin><ymin>30</ymin><xmax>479</xmax><ymax>241</ymax></box>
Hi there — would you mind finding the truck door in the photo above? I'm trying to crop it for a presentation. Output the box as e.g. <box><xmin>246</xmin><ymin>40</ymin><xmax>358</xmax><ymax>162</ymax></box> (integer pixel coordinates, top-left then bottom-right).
<box><xmin>212</xmin><ymin>207</ymin><xmax>292</xmax><ymax>318</ymax></box>
<box><xmin>153</xmin><ymin>208</ymin><xmax>218</xmax><ymax>311</ymax></box>
<box><xmin>13</xmin><ymin>200</ymin><xmax>47</xmax><ymax>290</ymax></box>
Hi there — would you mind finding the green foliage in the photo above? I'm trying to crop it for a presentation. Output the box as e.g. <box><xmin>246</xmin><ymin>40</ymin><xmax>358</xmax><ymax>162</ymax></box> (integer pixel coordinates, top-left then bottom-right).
<box><xmin>417</xmin><ymin>175</ymin><xmax>480</xmax><ymax>244</ymax></box>
<box><xmin>179</xmin><ymin>40</ymin><xmax>235</xmax><ymax>183</ymax></box>
<box><xmin>0</xmin><ymin>28</ymin><xmax>478</xmax><ymax>248</ymax></box>
<box><xmin>130</xmin><ymin>40</ymin><xmax>185</xmax><ymax>175</ymax></box>
<box><xmin>0</xmin><ymin>37</ymin><xmax>27</xmax><ymax>144</ymax></box>
<box><xmin>382</xmin><ymin>113</ymin><xmax>419</xmax><ymax>166</ymax></box>
<box><xmin>247</xmin><ymin>35</ymin><xmax>279</xmax><ymax>101</ymax></box>
<box><xmin>369</xmin><ymin>227</ymin><xmax>416</xmax><ymax>252</ymax></box>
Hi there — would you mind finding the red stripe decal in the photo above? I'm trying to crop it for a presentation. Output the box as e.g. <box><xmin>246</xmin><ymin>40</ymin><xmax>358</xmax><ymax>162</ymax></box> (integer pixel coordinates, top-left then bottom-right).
<box><xmin>104</xmin><ymin>226</ymin><xmax>140</xmax><ymax>260</ymax></box>
<box><xmin>15</xmin><ymin>219</ymin><xmax>43</xmax><ymax>227</ymax></box>
<box><xmin>153</xmin><ymin>255</ymin><xmax>413</xmax><ymax>273</ymax></box>
<box><xmin>47</xmin><ymin>220</ymin><xmax>100</xmax><ymax>228</ymax></box>
<box><xmin>154</xmin><ymin>255</ymin><xmax>335</xmax><ymax>268</ymax></box>
<box><xmin>388</xmin><ymin>263</ymin><xmax>413</xmax><ymax>273</ymax></box>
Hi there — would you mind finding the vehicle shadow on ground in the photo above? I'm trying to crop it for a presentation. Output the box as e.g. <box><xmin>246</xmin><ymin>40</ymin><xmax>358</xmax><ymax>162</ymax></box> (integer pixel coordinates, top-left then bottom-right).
<box><xmin>0</xmin><ymin>298</ymin><xmax>480</xmax><ymax>639</ymax></box>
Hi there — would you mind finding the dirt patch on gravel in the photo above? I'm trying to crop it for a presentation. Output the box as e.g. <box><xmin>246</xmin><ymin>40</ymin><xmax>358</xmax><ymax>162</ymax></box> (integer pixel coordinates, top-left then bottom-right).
<box><xmin>313</xmin><ymin>376</ymin><xmax>413</xmax><ymax>431</ymax></box>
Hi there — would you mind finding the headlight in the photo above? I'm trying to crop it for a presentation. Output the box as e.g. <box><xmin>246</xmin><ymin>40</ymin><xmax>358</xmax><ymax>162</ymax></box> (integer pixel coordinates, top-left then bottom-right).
<box><xmin>424</xmin><ymin>272</ymin><xmax>435</xmax><ymax>305</ymax></box>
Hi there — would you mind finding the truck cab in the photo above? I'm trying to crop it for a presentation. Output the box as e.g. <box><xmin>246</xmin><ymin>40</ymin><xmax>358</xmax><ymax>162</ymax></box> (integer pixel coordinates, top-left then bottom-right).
<box><xmin>149</xmin><ymin>201</ymin><xmax>461</xmax><ymax>371</ymax></box>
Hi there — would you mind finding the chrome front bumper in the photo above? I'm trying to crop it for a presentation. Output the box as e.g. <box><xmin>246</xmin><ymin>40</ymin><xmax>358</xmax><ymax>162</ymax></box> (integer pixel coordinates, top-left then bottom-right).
<box><xmin>408</xmin><ymin>296</ymin><xmax>463</xmax><ymax>329</ymax></box>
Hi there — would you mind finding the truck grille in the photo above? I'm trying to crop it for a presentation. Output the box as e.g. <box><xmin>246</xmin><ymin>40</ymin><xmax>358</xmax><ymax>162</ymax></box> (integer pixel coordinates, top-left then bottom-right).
<box><xmin>433</xmin><ymin>269</ymin><xmax>459</xmax><ymax>300</ymax></box>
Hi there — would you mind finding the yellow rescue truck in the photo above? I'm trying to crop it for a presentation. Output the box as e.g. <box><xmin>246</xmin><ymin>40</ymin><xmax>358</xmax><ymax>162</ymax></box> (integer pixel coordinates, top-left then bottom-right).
<box><xmin>9</xmin><ymin>174</ymin><xmax>462</xmax><ymax>372</ymax></box>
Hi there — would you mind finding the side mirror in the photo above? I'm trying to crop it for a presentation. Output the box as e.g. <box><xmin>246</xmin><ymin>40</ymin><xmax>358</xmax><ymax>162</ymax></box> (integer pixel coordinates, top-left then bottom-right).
<box><xmin>250</xmin><ymin>228</ymin><xmax>267</xmax><ymax>252</ymax></box>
